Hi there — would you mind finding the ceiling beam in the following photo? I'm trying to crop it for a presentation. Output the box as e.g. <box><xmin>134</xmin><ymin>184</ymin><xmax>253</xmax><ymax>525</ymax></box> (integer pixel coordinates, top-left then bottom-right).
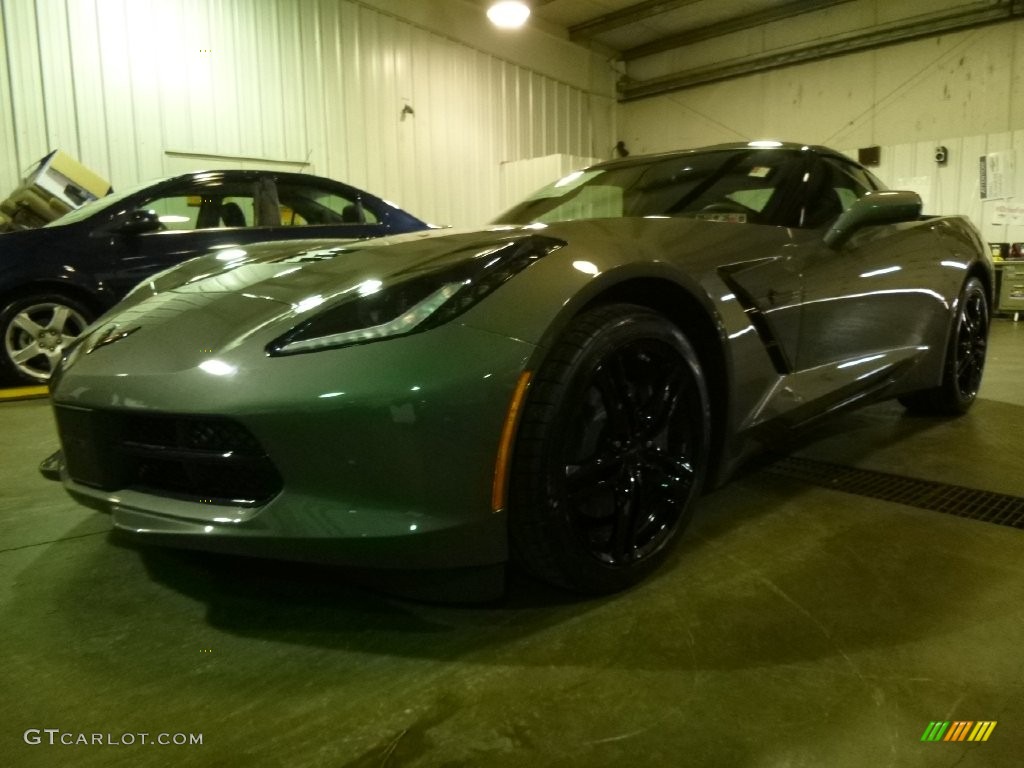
<box><xmin>620</xmin><ymin>2</ymin><xmax>1023</xmax><ymax>101</ymax></box>
<box><xmin>622</xmin><ymin>0</ymin><xmax>854</xmax><ymax>61</ymax></box>
<box><xmin>569</xmin><ymin>0</ymin><xmax>704</xmax><ymax>41</ymax></box>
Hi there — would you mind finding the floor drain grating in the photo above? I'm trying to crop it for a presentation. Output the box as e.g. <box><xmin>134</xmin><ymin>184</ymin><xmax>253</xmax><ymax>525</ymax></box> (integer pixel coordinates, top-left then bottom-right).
<box><xmin>766</xmin><ymin>457</ymin><xmax>1024</xmax><ymax>530</ymax></box>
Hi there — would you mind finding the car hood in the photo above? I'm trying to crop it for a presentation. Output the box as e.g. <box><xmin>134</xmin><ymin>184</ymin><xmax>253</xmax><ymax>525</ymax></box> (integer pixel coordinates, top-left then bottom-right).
<box><xmin>60</xmin><ymin>216</ymin><xmax>799</xmax><ymax>380</ymax></box>
<box><xmin>60</xmin><ymin>227</ymin><xmax>563</xmax><ymax>376</ymax></box>
<box><xmin>120</xmin><ymin>228</ymin><xmax>546</xmax><ymax>306</ymax></box>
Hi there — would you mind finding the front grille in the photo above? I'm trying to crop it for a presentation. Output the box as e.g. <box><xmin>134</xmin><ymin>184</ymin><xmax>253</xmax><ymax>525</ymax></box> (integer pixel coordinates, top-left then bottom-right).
<box><xmin>55</xmin><ymin>406</ymin><xmax>282</xmax><ymax>506</ymax></box>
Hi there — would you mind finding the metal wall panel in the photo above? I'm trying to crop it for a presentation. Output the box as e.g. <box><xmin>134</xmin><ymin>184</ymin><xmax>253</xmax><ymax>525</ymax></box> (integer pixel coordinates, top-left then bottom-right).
<box><xmin>0</xmin><ymin>3</ymin><xmax>17</xmax><ymax>181</ymax></box>
<box><xmin>840</xmin><ymin>131</ymin><xmax>1024</xmax><ymax>241</ymax></box>
<box><xmin>620</xmin><ymin>20</ymin><xmax>1024</xmax><ymax>160</ymax></box>
<box><xmin>0</xmin><ymin>0</ymin><xmax>616</xmax><ymax>227</ymax></box>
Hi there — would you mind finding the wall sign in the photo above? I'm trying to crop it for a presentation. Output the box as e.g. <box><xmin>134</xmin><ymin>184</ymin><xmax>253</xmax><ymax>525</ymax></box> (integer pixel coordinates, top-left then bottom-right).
<box><xmin>980</xmin><ymin>151</ymin><xmax>1015</xmax><ymax>199</ymax></box>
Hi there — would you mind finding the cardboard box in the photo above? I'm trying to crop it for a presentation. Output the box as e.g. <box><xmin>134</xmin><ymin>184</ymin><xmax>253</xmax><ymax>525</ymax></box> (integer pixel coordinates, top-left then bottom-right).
<box><xmin>25</xmin><ymin>150</ymin><xmax>111</xmax><ymax>208</ymax></box>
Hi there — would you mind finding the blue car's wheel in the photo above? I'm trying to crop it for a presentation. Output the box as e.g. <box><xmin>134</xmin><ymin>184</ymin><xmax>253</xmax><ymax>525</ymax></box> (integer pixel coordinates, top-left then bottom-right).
<box><xmin>899</xmin><ymin>276</ymin><xmax>989</xmax><ymax>415</ymax></box>
<box><xmin>509</xmin><ymin>303</ymin><xmax>710</xmax><ymax>593</ymax></box>
<box><xmin>1</xmin><ymin>293</ymin><xmax>93</xmax><ymax>384</ymax></box>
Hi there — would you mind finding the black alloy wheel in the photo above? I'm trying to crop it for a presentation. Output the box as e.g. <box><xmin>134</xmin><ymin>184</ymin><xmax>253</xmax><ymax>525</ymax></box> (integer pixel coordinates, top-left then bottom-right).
<box><xmin>951</xmin><ymin>278</ymin><xmax>989</xmax><ymax>401</ymax></box>
<box><xmin>899</xmin><ymin>276</ymin><xmax>989</xmax><ymax>415</ymax></box>
<box><xmin>509</xmin><ymin>303</ymin><xmax>710</xmax><ymax>593</ymax></box>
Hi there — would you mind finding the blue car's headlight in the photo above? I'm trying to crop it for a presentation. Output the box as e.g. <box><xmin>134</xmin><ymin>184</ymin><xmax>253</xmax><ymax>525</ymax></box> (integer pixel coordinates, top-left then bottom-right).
<box><xmin>267</xmin><ymin>235</ymin><xmax>564</xmax><ymax>356</ymax></box>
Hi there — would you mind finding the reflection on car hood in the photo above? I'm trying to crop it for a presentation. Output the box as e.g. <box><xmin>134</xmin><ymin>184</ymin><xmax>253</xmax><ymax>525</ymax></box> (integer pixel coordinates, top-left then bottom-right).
<box><xmin>122</xmin><ymin>228</ymin><xmax>540</xmax><ymax>306</ymax></box>
<box><xmin>65</xmin><ymin>227</ymin><xmax>560</xmax><ymax>375</ymax></box>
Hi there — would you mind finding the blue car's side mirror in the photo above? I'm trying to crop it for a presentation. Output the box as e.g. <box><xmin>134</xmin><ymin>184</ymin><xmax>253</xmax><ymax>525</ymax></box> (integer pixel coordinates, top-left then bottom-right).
<box><xmin>118</xmin><ymin>209</ymin><xmax>164</xmax><ymax>235</ymax></box>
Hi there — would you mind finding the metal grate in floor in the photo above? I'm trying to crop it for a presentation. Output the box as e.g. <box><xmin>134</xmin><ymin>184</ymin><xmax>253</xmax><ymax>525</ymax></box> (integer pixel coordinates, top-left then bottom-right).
<box><xmin>766</xmin><ymin>457</ymin><xmax>1024</xmax><ymax>530</ymax></box>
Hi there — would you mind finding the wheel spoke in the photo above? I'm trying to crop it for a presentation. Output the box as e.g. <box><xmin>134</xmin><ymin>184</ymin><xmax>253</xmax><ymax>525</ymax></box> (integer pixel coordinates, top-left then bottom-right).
<box><xmin>48</xmin><ymin>305</ymin><xmax>71</xmax><ymax>332</ymax></box>
<box><xmin>608</xmin><ymin>467</ymin><xmax>641</xmax><ymax>562</ymax></box>
<box><xmin>592</xmin><ymin>354</ymin><xmax>637</xmax><ymax>440</ymax></box>
<box><xmin>11</xmin><ymin>342</ymin><xmax>43</xmax><ymax>364</ymax></box>
<box><xmin>12</xmin><ymin>313</ymin><xmax>44</xmax><ymax>336</ymax></box>
<box><xmin>637</xmin><ymin>365</ymin><xmax>686</xmax><ymax>441</ymax></box>
<box><xmin>565</xmin><ymin>451</ymin><xmax>623</xmax><ymax>508</ymax></box>
<box><xmin>640</xmin><ymin>447</ymin><xmax>696</xmax><ymax>506</ymax></box>
<box><xmin>42</xmin><ymin>348</ymin><xmax>62</xmax><ymax>368</ymax></box>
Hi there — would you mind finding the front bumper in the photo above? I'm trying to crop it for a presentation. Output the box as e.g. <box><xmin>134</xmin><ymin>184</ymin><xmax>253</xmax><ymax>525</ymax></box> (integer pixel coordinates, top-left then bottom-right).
<box><xmin>48</xmin><ymin>323</ymin><xmax>536</xmax><ymax>570</ymax></box>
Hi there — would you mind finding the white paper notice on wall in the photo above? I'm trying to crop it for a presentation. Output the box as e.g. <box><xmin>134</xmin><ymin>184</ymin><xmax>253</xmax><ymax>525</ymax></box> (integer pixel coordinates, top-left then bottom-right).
<box><xmin>979</xmin><ymin>151</ymin><xmax>1016</xmax><ymax>200</ymax></box>
<box><xmin>989</xmin><ymin>202</ymin><xmax>1024</xmax><ymax>225</ymax></box>
<box><xmin>895</xmin><ymin>176</ymin><xmax>932</xmax><ymax>212</ymax></box>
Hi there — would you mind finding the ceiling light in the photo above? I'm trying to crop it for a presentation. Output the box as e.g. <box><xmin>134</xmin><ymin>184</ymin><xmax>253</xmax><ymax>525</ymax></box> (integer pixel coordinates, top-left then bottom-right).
<box><xmin>487</xmin><ymin>1</ymin><xmax>530</xmax><ymax>29</ymax></box>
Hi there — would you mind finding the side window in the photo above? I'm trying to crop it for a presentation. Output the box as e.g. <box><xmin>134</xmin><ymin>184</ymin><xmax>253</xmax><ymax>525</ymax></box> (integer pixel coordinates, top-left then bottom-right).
<box><xmin>137</xmin><ymin>182</ymin><xmax>257</xmax><ymax>231</ymax></box>
<box><xmin>828</xmin><ymin>159</ymin><xmax>874</xmax><ymax>209</ymax></box>
<box><xmin>146</xmin><ymin>196</ymin><xmax>201</xmax><ymax>231</ymax></box>
<box><xmin>800</xmin><ymin>158</ymin><xmax>874</xmax><ymax>228</ymax></box>
<box><xmin>274</xmin><ymin>182</ymin><xmax>379</xmax><ymax>227</ymax></box>
<box><xmin>217</xmin><ymin>196</ymin><xmax>254</xmax><ymax>228</ymax></box>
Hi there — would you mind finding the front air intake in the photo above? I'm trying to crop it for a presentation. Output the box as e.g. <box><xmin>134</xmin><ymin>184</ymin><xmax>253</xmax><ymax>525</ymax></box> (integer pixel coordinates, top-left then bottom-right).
<box><xmin>55</xmin><ymin>406</ymin><xmax>281</xmax><ymax>506</ymax></box>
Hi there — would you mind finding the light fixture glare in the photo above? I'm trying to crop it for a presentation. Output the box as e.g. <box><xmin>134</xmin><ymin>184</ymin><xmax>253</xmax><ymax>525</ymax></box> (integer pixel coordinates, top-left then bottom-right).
<box><xmin>488</xmin><ymin>1</ymin><xmax>530</xmax><ymax>29</ymax></box>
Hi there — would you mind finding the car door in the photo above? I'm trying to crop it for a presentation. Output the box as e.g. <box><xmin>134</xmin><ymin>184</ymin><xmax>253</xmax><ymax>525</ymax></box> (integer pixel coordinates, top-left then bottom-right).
<box><xmin>792</xmin><ymin>156</ymin><xmax>948</xmax><ymax>372</ymax></box>
<box><xmin>97</xmin><ymin>177</ymin><xmax>264</xmax><ymax>298</ymax></box>
<box><xmin>707</xmin><ymin>149</ymin><xmax>812</xmax><ymax>374</ymax></box>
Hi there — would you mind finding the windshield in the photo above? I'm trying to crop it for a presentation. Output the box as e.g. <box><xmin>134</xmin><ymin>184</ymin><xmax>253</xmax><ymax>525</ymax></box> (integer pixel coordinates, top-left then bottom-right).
<box><xmin>493</xmin><ymin>149</ymin><xmax>805</xmax><ymax>227</ymax></box>
<box><xmin>44</xmin><ymin>178</ymin><xmax>156</xmax><ymax>227</ymax></box>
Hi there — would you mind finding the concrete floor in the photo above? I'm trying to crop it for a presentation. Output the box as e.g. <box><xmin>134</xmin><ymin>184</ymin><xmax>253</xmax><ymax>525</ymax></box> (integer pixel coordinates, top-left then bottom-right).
<box><xmin>1</xmin><ymin>320</ymin><xmax>1022</xmax><ymax>767</ymax></box>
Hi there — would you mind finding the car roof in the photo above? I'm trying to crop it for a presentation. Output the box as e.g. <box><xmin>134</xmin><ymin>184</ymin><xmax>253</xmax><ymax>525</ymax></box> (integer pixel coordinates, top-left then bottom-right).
<box><xmin>155</xmin><ymin>169</ymin><xmax>346</xmax><ymax>186</ymax></box>
<box><xmin>589</xmin><ymin>142</ymin><xmax>851</xmax><ymax>172</ymax></box>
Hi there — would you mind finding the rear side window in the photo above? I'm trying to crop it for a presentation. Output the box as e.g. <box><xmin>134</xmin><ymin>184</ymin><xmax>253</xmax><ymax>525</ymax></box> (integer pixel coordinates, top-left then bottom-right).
<box><xmin>274</xmin><ymin>182</ymin><xmax>379</xmax><ymax>226</ymax></box>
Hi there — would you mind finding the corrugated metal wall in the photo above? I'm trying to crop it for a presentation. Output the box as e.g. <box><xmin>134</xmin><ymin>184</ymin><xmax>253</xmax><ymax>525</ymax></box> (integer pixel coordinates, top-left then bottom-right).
<box><xmin>0</xmin><ymin>0</ymin><xmax>616</xmax><ymax>227</ymax></box>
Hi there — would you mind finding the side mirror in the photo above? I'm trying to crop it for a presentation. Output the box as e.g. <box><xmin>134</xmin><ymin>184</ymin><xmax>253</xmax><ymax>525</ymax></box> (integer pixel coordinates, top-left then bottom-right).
<box><xmin>824</xmin><ymin>190</ymin><xmax>922</xmax><ymax>249</ymax></box>
<box><xmin>118</xmin><ymin>209</ymin><xmax>163</xmax><ymax>235</ymax></box>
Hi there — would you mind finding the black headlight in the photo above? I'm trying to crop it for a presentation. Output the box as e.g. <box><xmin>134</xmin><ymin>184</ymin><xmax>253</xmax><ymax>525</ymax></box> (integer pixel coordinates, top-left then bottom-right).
<box><xmin>267</xmin><ymin>234</ymin><xmax>564</xmax><ymax>356</ymax></box>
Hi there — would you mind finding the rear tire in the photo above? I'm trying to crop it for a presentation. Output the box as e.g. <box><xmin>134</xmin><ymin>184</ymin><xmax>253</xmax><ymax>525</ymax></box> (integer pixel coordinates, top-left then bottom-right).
<box><xmin>899</xmin><ymin>276</ymin><xmax>989</xmax><ymax>415</ymax></box>
<box><xmin>508</xmin><ymin>304</ymin><xmax>711</xmax><ymax>594</ymax></box>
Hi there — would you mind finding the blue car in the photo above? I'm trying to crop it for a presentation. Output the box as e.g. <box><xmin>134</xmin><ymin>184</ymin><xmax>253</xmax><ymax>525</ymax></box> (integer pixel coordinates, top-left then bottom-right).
<box><xmin>0</xmin><ymin>170</ymin><xmax>430</xmax><ymax>383</ymax></box>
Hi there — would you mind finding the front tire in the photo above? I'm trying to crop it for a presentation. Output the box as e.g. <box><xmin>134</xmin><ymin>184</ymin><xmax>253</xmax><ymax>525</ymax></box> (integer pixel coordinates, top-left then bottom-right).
<box><xmin>508</xmin><ymin>304</ymin><xmax>711</xmax><ymax>594</ymax></box>
<box><xmin>1</xmin><ymin>294</ymin><xmax>93</xmax><ymax>384</ymax></box>
<box><xmin>899</xmin><ymin>276</ymin><xmax>989</xmax><ymax>415</ymax></box>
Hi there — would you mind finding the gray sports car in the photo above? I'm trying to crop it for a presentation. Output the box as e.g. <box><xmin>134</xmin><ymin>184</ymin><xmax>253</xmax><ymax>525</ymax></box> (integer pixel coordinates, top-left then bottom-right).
<box><xmin>43</xmin><ymin>142</ymin><xmax>993</xmax><ymax>597</ymax></box>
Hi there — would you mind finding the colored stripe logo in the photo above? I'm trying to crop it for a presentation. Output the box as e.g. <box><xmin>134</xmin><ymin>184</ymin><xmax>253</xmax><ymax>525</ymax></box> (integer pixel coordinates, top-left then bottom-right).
<box><xmin>921</xmin><ymin>721</ymin><xmax>997</xmax><ymax>742</ymax></box>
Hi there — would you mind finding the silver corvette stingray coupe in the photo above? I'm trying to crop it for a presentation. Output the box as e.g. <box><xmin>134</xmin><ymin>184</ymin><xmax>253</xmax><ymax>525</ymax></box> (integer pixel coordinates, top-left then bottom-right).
<box><xmin>43</xmin><ymin>143</ymin><xmax>994</xmax><ymax>598</ymax></box>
